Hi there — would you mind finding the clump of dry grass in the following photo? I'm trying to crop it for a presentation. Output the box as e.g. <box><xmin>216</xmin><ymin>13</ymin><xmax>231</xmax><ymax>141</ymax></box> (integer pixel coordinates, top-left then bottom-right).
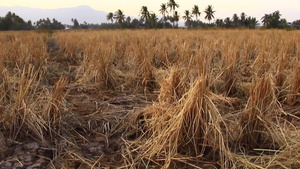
<box><xmin>3</xmin><ymin>64</ymin><xmax>43</xmax><ymax>140</ymax></box>
<box><xmin>127</xmin><ymin>68</ymin><xmax>233</xmax><ymax>168</ymax></box>
<box><xmin>0</xmin><ymin>66</ymin><xmax>69</xmax><ymax>143</ymax></box>
<box><xmin>239</xmin><ymin>74</ymin><xmax>285</xmax><ymax>149</ymax></box>
<box><xmin>221</xmin><ymin>42</ymin><xmax>239</xmax><ymax>96</ymax></box>
<box><xmin>76</xmin><ymin>39</ymin><xmax>116</xmax><ymax>89</ymax></box>
<box><xmin>158</xmin><ymin>66</ymin><xmax>190</xmax><ymax>103</ymax></box>
<box><xmin>44</xmin><ymin>76</ymin><xmax>69</xmax><ymax>124</ymax></box>
<box><xmin>287</xmin><ymin>63</ymin><xmax>300</xmax><ymax>106</ymax></box>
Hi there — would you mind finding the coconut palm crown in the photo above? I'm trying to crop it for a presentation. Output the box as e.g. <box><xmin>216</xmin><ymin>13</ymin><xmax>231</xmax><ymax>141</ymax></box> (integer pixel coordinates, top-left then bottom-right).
<box><xmin>204</xmin><ymin>5</ymin><xmax>215</xmax><ymax>24</ymax></box>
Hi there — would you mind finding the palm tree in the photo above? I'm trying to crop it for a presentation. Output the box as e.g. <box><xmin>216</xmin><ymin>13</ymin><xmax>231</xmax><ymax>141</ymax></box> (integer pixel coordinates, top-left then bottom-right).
<box><xmin>149</xmin><ymin>13</ymin><xmax>158</xmax><ymax>28</ymax></box>
<box><xmin>261</xmin><ymin>14</ymin><xmax>271</xmax><ymax>27</ymax></box>
<box><xmin>249</xmin><ymin>17</ymin><xmax>258</xmax><ymax>29</ymax></box>
<box><xmin>261</xmin><ymin>11</ymin><xmax>281</xmax><ymax>28</ymax></box>
<box><xmin>192</xmin><ymin>5</ymin><xmax>201</xmax><ymax>22</ymax></box>
<box><xmin>232</xmin><ymin>13</ymin><xmax>239</xmax><ymax>27</ymax></box>
<box><xmin>183</xmin><ymin>10</ymin><xmax>192</xmax><ymax>28</ymax></box>
<box><xmin>173</xmin><ymin>11</ymin><xmax>180</xmax><ymax>28</ymax></box>
<box><xmin>159</xmin><ymin>3</ymin><xmax>168</xmax><ymax>28</ymax></box>
<box><xmin>271</xmin><ymin>10</ymin><xmax>281</xmax><ymax>28</ymax></box>
<box><xmin>114</xmin><ymin>9</ymin><xmax>125</xmax><ymax>27</ymax></box>
<box><xmin>167</xmin><ymin>0</ymin><xmax>179</xmax><ymax>27</ymax></box>
<box><xmin>106</xmin><ymin>12</ymin><xmax>114</xmax><ymax>23</ymax></box>
<box><xmin>71</xmin><ymin>18</ymin><xmax>79</xmax><ymax>29</ymax></box>
<box><xmin>126</xmin><ymin>16</ymin><xmax>131</xmax><ymax>27</ymax></box>
<box><xmin>272</xmin><ymin>11</ymin><xmax>281</xmax><ymax>21</ymax></box>
<box><xmin>216</xmin><ymin>19</ymin><xmax>224</xmax><ymax>27</ymax></box>
<box><xmin>204</xmin><ymin>5</ymin><xmax>215</xmax><ymax>24</ymax></box>
<box><xmin>224</xmin><ymin>17</ymin><xmax>231</xmax><ymax>28</ymax></box>
<box><xmin>140</xmin><ymin>6</ymin><xmax>150</xmax><ymax>23</ymax></box>
<box><xmin>240</xmin><ymin>12</ymin><xmax>246</xmax><ymax>27</ymax></box>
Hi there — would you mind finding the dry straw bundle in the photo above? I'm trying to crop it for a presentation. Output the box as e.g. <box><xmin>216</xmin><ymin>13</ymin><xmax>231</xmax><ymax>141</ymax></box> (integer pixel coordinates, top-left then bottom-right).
<box><xmin>127</xmin><ymin>64</ymin><xmax>235</xmax><ymax>168</ymax></box>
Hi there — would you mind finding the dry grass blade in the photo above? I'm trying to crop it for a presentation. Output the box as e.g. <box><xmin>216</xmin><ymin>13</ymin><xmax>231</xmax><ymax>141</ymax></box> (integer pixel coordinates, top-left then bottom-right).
<box><xmin>287</xmin><ymin>63</ymin><xmax>300</xmax><ymax>106</ymax></box>
<box><xmin>44</xmin><ymin>76</ymin><xmax>69</xmax><ymax>124</ymax></box>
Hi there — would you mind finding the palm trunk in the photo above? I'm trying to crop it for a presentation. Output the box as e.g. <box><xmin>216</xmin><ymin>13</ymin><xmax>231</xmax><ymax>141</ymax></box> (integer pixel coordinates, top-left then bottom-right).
<box><xmin>163</xmin><ymin>14</ymin><xmax>166</xmax><ymax>28</ymax></box>
<box><xmin>172</xmin><ymin>10</ymin><xmax>175</xmax><ymax>28</ymax></box>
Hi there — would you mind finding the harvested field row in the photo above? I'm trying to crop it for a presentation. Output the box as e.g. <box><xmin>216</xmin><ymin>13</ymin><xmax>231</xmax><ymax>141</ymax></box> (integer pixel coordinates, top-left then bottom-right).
<box><xmin>0</xmin><ymin>29</ymin><xmax>299</xmax><ymax>168</ymax></box>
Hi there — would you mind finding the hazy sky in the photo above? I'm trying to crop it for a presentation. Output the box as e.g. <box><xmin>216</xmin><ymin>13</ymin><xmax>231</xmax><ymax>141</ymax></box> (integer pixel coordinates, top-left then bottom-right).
<box><xmin>1</xmin><ymin>0</ymin><xmax>299</xmax><ymax>22</ymax></box>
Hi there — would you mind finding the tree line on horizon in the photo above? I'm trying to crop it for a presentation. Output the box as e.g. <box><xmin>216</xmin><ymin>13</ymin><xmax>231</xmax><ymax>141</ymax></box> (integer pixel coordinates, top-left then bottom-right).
<box><xmin>0</xmin><ymin>0</ymin><xmax>299</xmax><ymax>31</ymax></box>
<box><xmin>106</xmin><ymin>0</ymin><xmax>298</xmax><ymax>29</ymax></box>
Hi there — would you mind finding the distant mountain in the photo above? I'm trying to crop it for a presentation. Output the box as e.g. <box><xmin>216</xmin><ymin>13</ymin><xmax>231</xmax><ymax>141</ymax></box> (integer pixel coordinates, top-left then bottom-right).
<box><xmin>0</xmin><ymin>5</ymin><xmax>108</xmax><ymax>25</ymax></box>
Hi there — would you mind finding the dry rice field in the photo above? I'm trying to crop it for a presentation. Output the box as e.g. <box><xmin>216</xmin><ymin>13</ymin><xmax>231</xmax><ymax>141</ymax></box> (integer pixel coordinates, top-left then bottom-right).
<box><xmin>0</xmin><ymin>29</ymin><xmax>299</xmax><ymax>168</ymax></box>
